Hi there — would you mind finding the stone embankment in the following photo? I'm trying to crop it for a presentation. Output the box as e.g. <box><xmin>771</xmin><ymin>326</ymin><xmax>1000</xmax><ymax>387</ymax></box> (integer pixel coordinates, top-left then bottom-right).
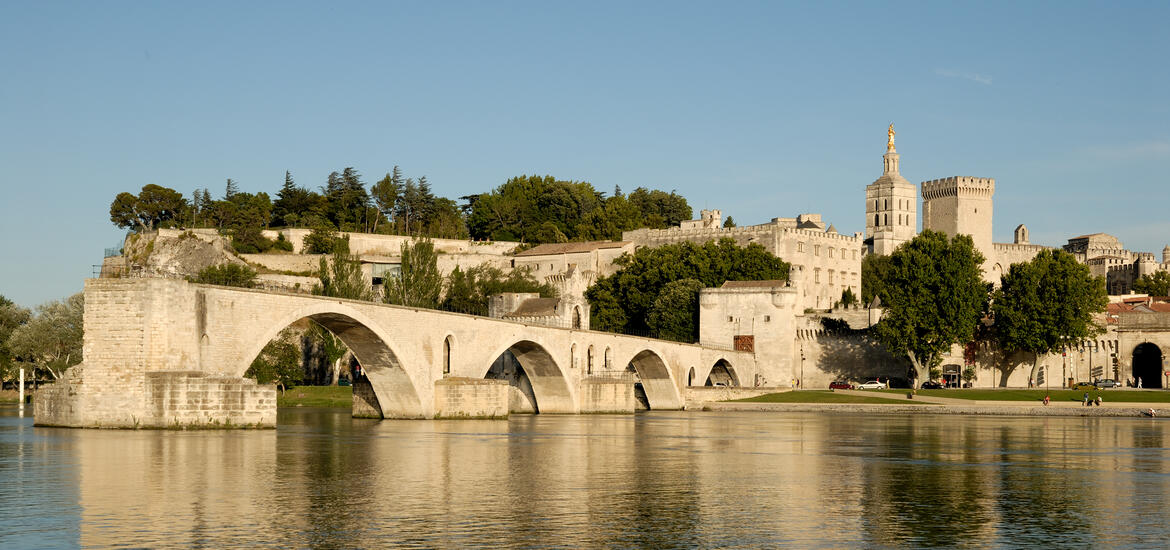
<box><xmin>694</xmin><ymin>389</ymin><xmax>1164</xmax><ymax>417</ymax></box>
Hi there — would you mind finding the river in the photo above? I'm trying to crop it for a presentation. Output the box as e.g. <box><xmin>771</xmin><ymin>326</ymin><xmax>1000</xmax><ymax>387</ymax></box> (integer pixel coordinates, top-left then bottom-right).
<box><xmin>2</xmin><ymin>406</ymin><xmax>1169</xmax><ymax>548</ymax></box>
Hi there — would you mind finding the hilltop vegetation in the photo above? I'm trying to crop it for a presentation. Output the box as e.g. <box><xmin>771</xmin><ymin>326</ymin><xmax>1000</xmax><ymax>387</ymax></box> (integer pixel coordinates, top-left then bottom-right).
<box><xmin>109</xmin><ymin>168</ymin><xmax>692</xmax><ymax>248</ymax></box>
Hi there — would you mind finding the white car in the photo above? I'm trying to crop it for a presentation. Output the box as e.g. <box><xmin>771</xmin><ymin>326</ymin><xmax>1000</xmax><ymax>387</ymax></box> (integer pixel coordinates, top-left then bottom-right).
<box><xmin>857</xmin><ymin>380</ymin><xmax>887</xmax><ymax>390</ymax></box>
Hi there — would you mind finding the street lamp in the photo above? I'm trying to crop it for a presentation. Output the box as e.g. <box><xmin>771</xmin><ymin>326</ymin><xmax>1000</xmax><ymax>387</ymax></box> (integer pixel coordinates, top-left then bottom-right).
<box><xmin>799</xmin><ymin>345</ymin><xmax>805</xmax><ymax>391</ymax></box>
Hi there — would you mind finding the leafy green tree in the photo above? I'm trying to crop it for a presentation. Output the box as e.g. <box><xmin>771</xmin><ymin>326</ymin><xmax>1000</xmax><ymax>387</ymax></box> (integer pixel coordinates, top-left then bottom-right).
<box><xmin>370</xmin><ymin>168</ymin><xmax>402</xmax><ymax>234</ymax></box>
<box><xmin>109</xmin><ymin>184</ymin><xmax>188</xmax><ymax>231</ymax></box>
<box><xmin>627</xmin><ymin>187</ymin><xmax>692</xmax><ymax>227</ymax></box>
<box><xmin>1133</xmin><ymin>271</ymin><xmax>1170</xmax><ymax>297</ymax></box>
<box><xmin>384</xmin><ymin>239</ymin><xmax>442</xmax><ymax>308</ymax></box>
<box><xmin>323</xmin><ymin>167</ymin><xmax>373</xmax><ymax>232</ymax></box>
<box><xmin>0</xmin><ymin>296</ymin><xmax>31</xmax><ymax>386</ymax></box>
<box><xmin>992</xmin><ymin>249</ymin><xmax>1108</xmax><ymax>385</ymax></box>
<box><xmin>303</xmin><ymin>225</ymin><xmax>343</xmax><ymax>255</ymax></box>
<box><xmin>646</xmin><ymin>279</ymin><xmax>704</xmax><ymax>342</ymax></box>
<box><xmin>586</xmin><ymin>238</ymin><xmax>789</xmax><ymax>334</ymax></box>
<box><xmin>307</xmin><ymin>322</ymin><xmax>349</xmax><ymax>386</ymax></box>
<box><xmin>273</xmin><ymin>171</ymin><xmax>327</xmax><ymax>228</ymax></box>
<box><xmin>872</xmin><ymin>230</ymin><xmax>987</xmax><ymax>384</ymax></box>
<box><xmin>861</xmin><ymin>253</ymin><xmax>892</xmax><ymax>306</ymax></box>
<box><xmin>226</xmin><ymin>192</ymin><xmax>275</xmax><ymax>253</ymax></box>
<box><xmin>190</xmin><ymin>263</ymin><xmax>258</xmax><ymax>288</ymax></box>
<box><xmin>440</xmin><ymin>265</ymin><xmax>557</xmax><ymax>315</ymax></box>
<box><xmin>8</xmin><ymin>293</ymin><xmax>84</xmax><ymax>380</ymax></box>
<box><xmin>245</xmin><ymin>328</ymin><xmax>303</xmax><ymax>393</ymax></box>
<box><xmin>314</xmin><ymin>240</ymin><xmax>374</xmax><ymax>302</ymax></box>
<box><xmin>838</xmin><ymin>287</ymin><xmax>858</xmax><ymax>308</ymax></box>
<box><xmin>723</xmin><ymin>216</ymin><xmax>736</xmax><ymax>228</ymax></box>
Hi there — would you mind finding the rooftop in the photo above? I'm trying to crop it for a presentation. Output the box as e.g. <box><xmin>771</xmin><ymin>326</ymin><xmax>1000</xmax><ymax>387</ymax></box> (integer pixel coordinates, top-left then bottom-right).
<box><xmin>514</xmin><ymin>241</ymin><xmax>631</xmax><ymax>257</ymax></box>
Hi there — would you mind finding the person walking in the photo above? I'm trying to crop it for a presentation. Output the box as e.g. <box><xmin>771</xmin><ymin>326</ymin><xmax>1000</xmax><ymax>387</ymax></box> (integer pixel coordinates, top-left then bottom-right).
<box><xmin>1138</xmin><ymin>376</ymin><xmax>1143</xmax><ymax>389</ymax></box>
<box><xmin>1083</xmin><ymin>392</ymin><xmax>1090</xmax><ymax>406</ymax></box>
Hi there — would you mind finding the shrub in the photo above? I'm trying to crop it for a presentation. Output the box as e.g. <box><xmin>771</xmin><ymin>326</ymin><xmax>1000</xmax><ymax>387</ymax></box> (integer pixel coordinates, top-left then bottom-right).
<box><xmin>190</xmin><ymin>263</ymin><xmax>258</xmax><ymax>288</ymax></box>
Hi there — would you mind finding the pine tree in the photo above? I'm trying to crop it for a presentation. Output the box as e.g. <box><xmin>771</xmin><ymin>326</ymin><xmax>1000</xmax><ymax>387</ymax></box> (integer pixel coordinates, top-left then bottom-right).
<box><xmin>224</xmin><ymin>178</ymin><xmax>239</xmax><ymax>200</ymax></box>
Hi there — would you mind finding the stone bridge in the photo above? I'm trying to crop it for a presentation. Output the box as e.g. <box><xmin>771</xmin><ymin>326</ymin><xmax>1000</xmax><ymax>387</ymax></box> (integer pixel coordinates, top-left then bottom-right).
<box><xmin>35</xmin><ymin>278</ymin><xmax>755</xmax><ymax>428</ymax></box>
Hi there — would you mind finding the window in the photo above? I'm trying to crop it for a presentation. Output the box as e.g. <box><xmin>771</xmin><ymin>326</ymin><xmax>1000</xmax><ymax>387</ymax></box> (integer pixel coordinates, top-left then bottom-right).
<box><xmin>728</xmin><ymin>316</ymin><xmax>734</xmax><ymax>322</ymax></box>
<box><xmin>764</xmin><ymin>315</ymin><xmax>771</xmax><ymax>322</ymax></box>
<box><xmin>814</xmin><ymin>245</ymin><xmax>820</xmax><ymax>256</ymax></box>
<box><xmin>828</xmin><ymin>248</ymin><xmax>834</xmax><ymax>259</ymax></box>
<box><xmin>828</xmin><ymin>269</ymin><xmax>834</xmax><ymax>284</ymax></box>
<box><xmin>604</xmin><ymin>348</ymin><xmax>612</xmax><ymax>370</ymax></box>
<box><xmin>874</xmin><ymin>214</ymin><xmax>879</xmax><ymax>226</ymax></box>
<box><xmin>797</xmin><ymin>242</ymin><xmax>805</xmax><ymax>252</ymax></box>
<box><xmin>852</xmin><ymin>250</ymin><xmax>857</xmax><ymax>260</ymax></box>
<box><xmin>443</xmin><ymin>336</ymin><xmax>452</xmax><ymax>375</ymax></box>
<box><xmin>814</xmin><ymin>268</ymin><xmax>821</xmax><ymax>283</ymax></box>
<box><xmin>587</xmin><ymin>346</ymin><xmax>594</xmax><ymax>374</ymax></box>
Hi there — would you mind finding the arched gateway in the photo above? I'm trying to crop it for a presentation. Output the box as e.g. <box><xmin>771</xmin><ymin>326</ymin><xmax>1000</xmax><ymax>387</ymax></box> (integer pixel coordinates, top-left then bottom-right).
<box><xmin>1133</xmin><ymin>343</ymin><xmax>1164</xmax><ymax>389</ymax></box>
<box><xmin>35</xmin><ymin>278</ymin><xmax>756</xmax><ymax>428</ymax></box>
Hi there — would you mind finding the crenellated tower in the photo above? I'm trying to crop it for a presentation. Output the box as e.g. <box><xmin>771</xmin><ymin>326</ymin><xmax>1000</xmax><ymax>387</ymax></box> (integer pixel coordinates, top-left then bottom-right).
<box><xmin>920</xmin><ymin>176</ymin><xmax>996</xmax><ymax>260</ymax></box>
<box><xmin>865</xmin><ymin>124</ymin><xmax>917</xmax><ymax>255</ymax></box>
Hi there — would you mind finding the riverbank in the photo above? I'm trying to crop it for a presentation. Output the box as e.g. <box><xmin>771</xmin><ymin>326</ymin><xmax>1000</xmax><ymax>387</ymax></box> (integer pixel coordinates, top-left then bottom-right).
<box><xmin>700</xmin><ymin>401</ymin><xmax>1158</xmax><ymax>417</ymax></box>
<box><xmin>277</xmin><ymin>386</ymin><xmax>352</xmax><ymax>408</ymax></box>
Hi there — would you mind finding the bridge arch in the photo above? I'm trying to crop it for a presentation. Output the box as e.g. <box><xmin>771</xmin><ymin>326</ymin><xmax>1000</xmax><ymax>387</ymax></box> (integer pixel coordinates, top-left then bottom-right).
<box><xmin>625</xmin><ymin>349</ymin><xmax>683</xmax><ymax>410</ymax></box>
<box><xmin>705</xmin><ymin>358</ymin><xmax>740</xmax><ymax>387</ymax></box>
<box><xmin>237</xmin><ymin>302</ymin><xmax>426</xmax><ymax>419</ymax></box>
<box><xmin>482</xmin><ymin>339</ymin><xmax>575</xmax><ymax>414</ymax></box>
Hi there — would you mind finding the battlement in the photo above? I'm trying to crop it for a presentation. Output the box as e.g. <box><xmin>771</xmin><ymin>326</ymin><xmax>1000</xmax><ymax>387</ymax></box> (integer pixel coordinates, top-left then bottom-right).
<box><xmin>920</xmin><ymin>177</ymin><xmax>996</xmax><ymax>200</ymax></box>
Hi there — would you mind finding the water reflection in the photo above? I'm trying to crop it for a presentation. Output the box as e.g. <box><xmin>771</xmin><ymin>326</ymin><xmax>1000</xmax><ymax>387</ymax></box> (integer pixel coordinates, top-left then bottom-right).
<box><xmin>3</xmin><ymin>408</ymin><xmax>1170</xmax><ymax>548</ymax></box>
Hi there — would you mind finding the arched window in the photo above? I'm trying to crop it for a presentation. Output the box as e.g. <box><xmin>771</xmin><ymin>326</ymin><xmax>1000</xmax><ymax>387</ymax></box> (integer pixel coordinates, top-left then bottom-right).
<box><xmin>604</xmin><ymin>347</ymin><xmax>612</xmax><ymax>370</ymax></box>
<box><xmin>443</xmin><ymin>335</ymin><xmax>453</xmax><ymax>375</ymax></box>
<box><xmin>587</xmin><ymin>345</ymin><xmax>594</xmax><ymax>374</ymax></box>
<box><xmin>571</xmin><ymin>343</ymin><xmax>578</xmax><ymax>369</ymax></box>
<box><xmin>874</xmin><ymin>214</ymin><xmax>879</xmax><ymax>226</ymax></box>
<box><xmin>572</xmin><ymin>306</ymin><xmax>581</xmax><ymax>329</ymax></box>
<box><xmin>688</xmin><ymin>367</ymin><xmax>696</xmax><ymax>386</ymax></box>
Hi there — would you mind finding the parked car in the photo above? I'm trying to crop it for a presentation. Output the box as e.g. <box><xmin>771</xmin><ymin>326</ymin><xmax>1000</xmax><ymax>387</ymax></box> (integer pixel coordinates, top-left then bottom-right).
<box><xmin>829</xmin><ymin>381</ymin><xmax>855</xmax><ymax>390</ymax></box>
<box><xmin>1072</xmin><ymin>381</ymin><xmax>1098</xmax><ymax>391</ymax></box>
<box><xmin>857</xmin><ymin>380</ymin><xmax>887</xmax><ymax>390</ymax></box>
<box><xmin>1095</xmin><ymin>379</ymin><xmax>1121</xmax><ymax>389</ymax></box>
<box><xmin>920</xmin><ymin>380</ymin><xmax>944</xmax><ymax>389</ymax></box>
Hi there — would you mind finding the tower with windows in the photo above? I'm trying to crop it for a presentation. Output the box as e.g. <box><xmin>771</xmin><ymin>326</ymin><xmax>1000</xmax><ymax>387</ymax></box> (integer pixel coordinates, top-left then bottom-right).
<box><xmin>865</xmin><ymin>124</ymin><xmax>917</xmax><ymax>255</ymax></box>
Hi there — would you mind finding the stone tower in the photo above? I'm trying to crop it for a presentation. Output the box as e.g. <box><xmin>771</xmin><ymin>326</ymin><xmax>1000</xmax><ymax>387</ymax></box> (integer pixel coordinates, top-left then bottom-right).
<box><xmin>865</xmin><ymin>124</ymin><xmax>917</xmax><ymax>255</ymax></box>
<box><xmin>921</xmin><ymin>176</ymin><xmax>996</xmax><ymax>263</ymax></box>
<box><xmin>1163</xmin><ymin>244</ymin><xmax>1170</xmax><ymax>264</ymax></box>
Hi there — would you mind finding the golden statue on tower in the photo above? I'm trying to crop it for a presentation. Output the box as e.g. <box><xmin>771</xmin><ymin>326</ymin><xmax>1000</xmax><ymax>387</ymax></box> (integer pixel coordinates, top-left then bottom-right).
<box><xmin>887</xmin><ymin>123</ymin><xmax>896</xmax><ymax>152</ymax></box>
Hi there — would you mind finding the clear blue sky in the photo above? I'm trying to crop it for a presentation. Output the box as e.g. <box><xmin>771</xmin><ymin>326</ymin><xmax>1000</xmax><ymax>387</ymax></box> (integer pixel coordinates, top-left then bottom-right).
<box><xmin>2</xmin><ymin>1</ymin><xmax>1167</xmax><ymax>306</ymax></box>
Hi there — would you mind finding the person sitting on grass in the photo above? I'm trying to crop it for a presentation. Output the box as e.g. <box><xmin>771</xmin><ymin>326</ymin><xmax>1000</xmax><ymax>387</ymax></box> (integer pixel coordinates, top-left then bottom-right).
<box><xmin>1043</xmin><ymin>395</ymin><xmax>1050</xmax><ymax>406</ymax></box>
<box><xmin>1096</xmin><ymin>395</ymin><xmax>1102</xmax><ymax>407</ymax></box>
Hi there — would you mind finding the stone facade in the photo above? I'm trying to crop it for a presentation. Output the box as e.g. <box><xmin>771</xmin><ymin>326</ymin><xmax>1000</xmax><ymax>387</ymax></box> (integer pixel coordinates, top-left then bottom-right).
<box><xmin>626</xmin><ymin>213</ymin><xmax>862</xmax><ymax>310</ymax></box>
<box><xmin>699</xmin><ymin>281</ymin><xmax>799</xmax><ymax>387</ymax></box>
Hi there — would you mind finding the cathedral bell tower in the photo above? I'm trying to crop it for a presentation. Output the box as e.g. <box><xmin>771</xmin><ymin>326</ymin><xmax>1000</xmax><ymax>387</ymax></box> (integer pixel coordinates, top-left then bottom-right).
<box><xmin>865</xmin><ymin>124</ymin><xmax>918</xmax><ymax>255</ymax></box>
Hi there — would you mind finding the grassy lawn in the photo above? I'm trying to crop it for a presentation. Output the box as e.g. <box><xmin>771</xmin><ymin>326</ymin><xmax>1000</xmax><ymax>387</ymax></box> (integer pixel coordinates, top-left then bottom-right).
<box><xmin>732</xmin><ymin>390</ymin><xmax>933</xmax><ymax>405</ymax></box>
<box><xmin>875</xmin><ymin>388</ymin><xmax>1170</xmax><ymax>403</ymax></box>
<box><xmin>0</xmin><ymin>390</ymin><xmax>19</xmax><ymax>403</ymax></box>
<box><xmin>278</xmin><ymin>385</ymin><xmax>353</xmax><ymax>408</ymax></box>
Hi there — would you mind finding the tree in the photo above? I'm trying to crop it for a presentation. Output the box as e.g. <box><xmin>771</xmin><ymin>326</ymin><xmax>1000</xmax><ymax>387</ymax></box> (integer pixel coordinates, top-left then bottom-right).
<box><xmin>384</xmin><ymin>239</ymin><xmax>442</xmax><ymax>308</ymax></box>
<box><xmin>8</xmin><ymin>293</ymin><xmax>84</xmax><ymax>380</ymax></box>
<box><xmin>627</xmin><ymin>187</ymin><xmax>692</xmax><ymax>227</ymax></box>
<box><xmin>313</xmin><ymin>239</ymin><xmax>374</xmax><ymax>302</ymax></box>
<box><xmin>861</xmin><ymin>253</ymin><xmax>892</xmax><ymax>306</ymax></box>
<box><xmin>646</xmin><ymin>279</ymin><xmax>704</xmax><ymax>342</ymax></box>
<box><xmin>303</xmin><ymin>225</ymin><xmax>342</xmax><ymax>255</ymax></box>
<box><xmin>273</xmin><ymin>171</ymin><xmax>327</xmax><ymax>228</ymax></box>
<box><xmin>370</xmin><ymin>168</ymin><xmax>402</xmax><ymax>234</ymax></box>
<box><xmin>1133</xmin><ymin>271</ymin><xmax>1170</xmax><ymax>297</ymax></box>
<box><xmin>307</xmin><ymin>322</ymin><xmax>349</xmax><ymax>386</ymax></box>
<box><xmin>224</xmin><ymin>178</ymin><xmax>239</xmax><ymax>200</ymax></box>
<box><xmin>440</xmin><ymin>265</ymin><xmax>557</xmax><ymax>315</ymax></box>
<box><xmin>838</xmin><ymin>287</ymin><xmax>858</xmax><ymax>308</ymax></box>
<box><xmin>723</xmin><ymin>216</ymin><xmax>736</xmax><ymax>228</ymax></box>
<box><xmin>0</xmin><ymin>295</ymin><xmax>31</xmax><ymax>386</ymax></box>
<box><xmin>109</xmin><ymin>184</ymin><xmax>188</xmax><ymax>231</ymax></box>
<box><xmin>245</xmin><ymin>328</ymin><xmax>303</xmax><ymax>393</ymax></box>
<box><xmin>190</xmin><ymin>263</ymin><xmax>258</xmax><ymax>288</ymax></box>
<box><xmin>872</xmin><ymin>230</ymin><xmax>987</xmax><ymax>384</ymax></box>
<box><xmin>586</xmin><ymin>238</ymin><xmax>789</xmax><ymax>334</ymax></box>
<box><xmin>992</xmin><ymin>249</ymin><xmax>1108</xmax><ymax>385</ymax></box>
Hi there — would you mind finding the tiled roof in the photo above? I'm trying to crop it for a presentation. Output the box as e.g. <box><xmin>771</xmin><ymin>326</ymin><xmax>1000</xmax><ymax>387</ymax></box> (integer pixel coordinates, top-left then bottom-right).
<box><xmin>514</xmin><ymin>241</ymin><xmax>631</xmax><ymax>257</ymax></box>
